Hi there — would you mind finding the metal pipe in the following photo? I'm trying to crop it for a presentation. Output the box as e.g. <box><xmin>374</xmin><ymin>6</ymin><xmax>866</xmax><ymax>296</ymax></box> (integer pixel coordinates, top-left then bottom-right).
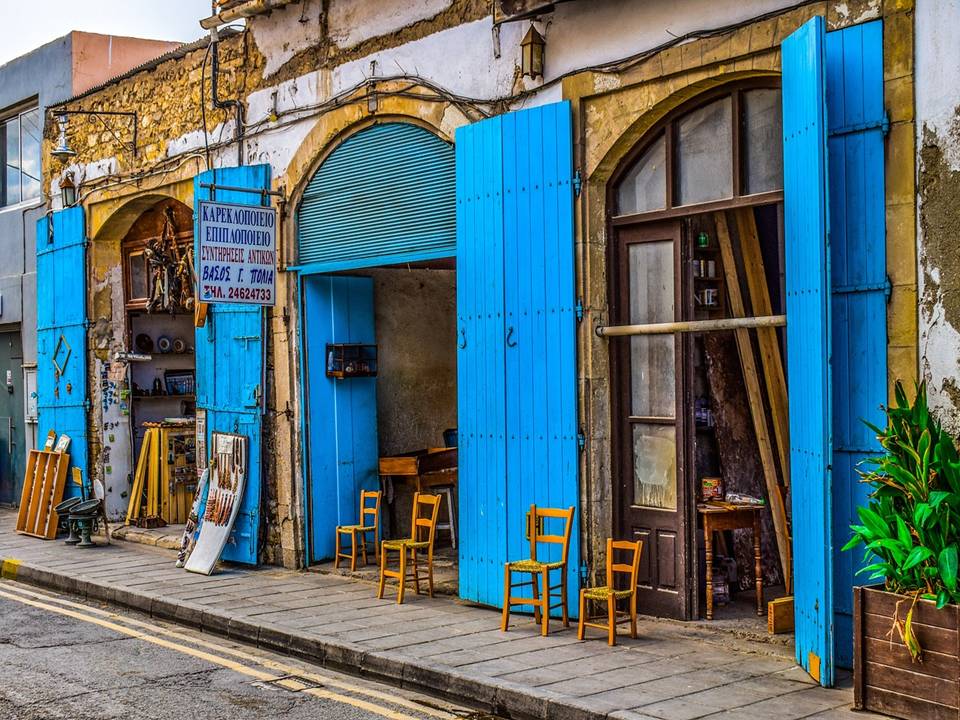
<box><xmin>200</xmin><ymin>0</ymin><xmax>300</xmax><ymax>29</ymax></box>
<box><xmin>209</xmin><ymin>28</ymin><xmax>244</xmax><ymax>165</ymax></box>
<box><xmin>595</xmin><ymin>314</ymin><xmax>786</xmax><ymax>337</ymax></box>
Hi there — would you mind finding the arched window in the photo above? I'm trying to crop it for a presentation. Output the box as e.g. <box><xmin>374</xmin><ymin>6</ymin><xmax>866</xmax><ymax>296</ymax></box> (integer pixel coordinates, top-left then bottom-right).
<box><xmin>614</xmin><ymin>84</ymin><xmax>783</xmax><ymax>217</ymax></box>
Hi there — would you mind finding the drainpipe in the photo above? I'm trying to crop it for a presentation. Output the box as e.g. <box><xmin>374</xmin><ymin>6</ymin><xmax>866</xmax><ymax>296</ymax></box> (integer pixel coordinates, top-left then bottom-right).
<box><xmin>209</xmin><ymin>26</ymin><xmax>244</xmax><ymax>166</ymax></box>
<box><xmin>200</xmin><ymin>0</ymin><xmax>300</xmax><ymax>30</ymax></box>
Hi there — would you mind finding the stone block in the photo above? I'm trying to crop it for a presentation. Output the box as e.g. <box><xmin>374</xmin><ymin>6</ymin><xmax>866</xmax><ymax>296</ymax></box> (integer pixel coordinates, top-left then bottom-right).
<box><xmin>322</xmin><ymin>637</ymin><xmax>366</xmax><ymax>671</ymax></box>
<box><xmin>173</xmin><ymin>601</ymin><xmax>204</xmax><ymax>628</ymax></box>
<box><xmin>227</xmin><ymin>616</ymin><xmax>262</xmax><ymax>644</ymax></box>
<box><xmin>884</xmin><ymin>75</ymin><xmax>914</xmax><ymax>124</ymax></box>
<box><xmin>114</xmin><ymin>587</ymin><xmax>154</xmax><ymax>614</ymax></box>
<box><xmin>494</xmin><ymin>680</ymin><xmax>564</xmax><ymax>720</ymax></box>
<box><xmin>886</xmin><ymin>202</ymin><xmax>917</xmax><ymax>286</ymax></box>
<box><xmin>361</xmin><ymin>650</ymin><xmax>407</xmax><ymax>684</ymax></box>
<box><xmin>885</xmin><ymin>122</ymin><xmax>916</xmax><ymax>206</ymax></box>
<box><xmin>150</xmin><ymin>597</ymin><xmax>180</xmax><ymax>622</ymax></box>
<box><xmin>201</xmin><ymin>608</ymin><xmax>232</xmax><ymax>637</ymax></box>
<box><xmin>257</xmin><ymin>622</ymin><xmax>293</xmax><ymax>654</ymax></box>
<box><xmin>883</xmin><ymin>10</ymin><xmax>913</xmax><ymax>81</ymax></box>
<box><xmin>286</xmin><ymin>632</ymin><xmax>326</xmax><ymax>663</ymax></box>
<box><xmin>888</xmin><ymin>284</ymin><xmax>918</xmax><ymax>347</ymax></box>
<box><xmin>659</xmin><ymin>47</ymin><xmax>682</xmax><ymax>77</ymax></box>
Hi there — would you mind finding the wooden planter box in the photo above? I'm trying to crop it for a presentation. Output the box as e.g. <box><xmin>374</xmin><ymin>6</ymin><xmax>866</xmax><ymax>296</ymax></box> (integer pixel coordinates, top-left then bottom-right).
<box><xmin>854</xmin><ymin>585</ymin><xmax>960</xmax><ymax>719</ymax></box>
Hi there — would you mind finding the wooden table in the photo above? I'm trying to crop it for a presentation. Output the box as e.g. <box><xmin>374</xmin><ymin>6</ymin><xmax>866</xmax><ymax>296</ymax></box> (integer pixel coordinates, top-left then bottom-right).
<box><xmin>379</xmin><ymin>448</ymin><xmax>457</xmax><ymax>533</ymax></box>
<box><xmin>698</xmin><ymin>503</ymin><xmax>763</xmax><ymax>620</ymax></box>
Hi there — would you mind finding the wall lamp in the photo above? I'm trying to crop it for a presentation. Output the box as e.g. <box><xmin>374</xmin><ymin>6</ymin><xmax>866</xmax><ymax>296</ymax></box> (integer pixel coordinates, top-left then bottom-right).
<box><xmin>59</xmin><ymin>171</ymin><xmax>77</xmax><ymax>207</ymax></box>
<box><xmin>50</xmin><ymin>109</ymin><xmax>139</xmax><ymax>160</ymax></box>
<box><xmin>521</xmin><ymin>24</ymin><xmax>545</xmax><ymax>79</ymax></box>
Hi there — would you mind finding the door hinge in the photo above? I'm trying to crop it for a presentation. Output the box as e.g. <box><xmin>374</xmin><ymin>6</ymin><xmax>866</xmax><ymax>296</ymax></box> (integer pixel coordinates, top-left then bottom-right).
<box><xmin>577</xmin><ymin>431</ymin><xmax>586</xmax><ymax>451</ymax></box>
<box><xmin>573</xmin><ymin>170</ymin><xmax>582</xmax><ymax>197</ymax></box>
<box><xmin>83</xmin><ymin>398</ymin><xmax>91</xmax><ymax>411</ymax></box>
<box><xmin>575</xmin><ymin>298</ymin><xmax>584</xmax><ymax>322</ymax></box>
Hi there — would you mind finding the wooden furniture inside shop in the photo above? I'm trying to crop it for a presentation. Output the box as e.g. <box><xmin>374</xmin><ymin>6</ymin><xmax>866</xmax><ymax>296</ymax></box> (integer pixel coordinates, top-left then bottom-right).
<box><xmin>379</xmin><ymin>446</ymin><xmax>457</xmax><ymax>544</ymax></box>
<box><xmin>16</xmin><ymin>446</ymin><xmax>70</xmax><ymax>540</ymax></box>
<box><xmin>578</xmin><ymin>537</ymin><xmax>643</xmax><ymax>646</ymax></box>
<box><xmin>335</xmin><ymin>489</ymin><xmax>382</xmax><ymax>571</ymax></box>
<box><xmin>699</xmin><ymin>502</ymin><xmax>764</xmax><ymax>620</ymax></box>
<box><xmin>377</xmin><ymin>492</ymin><xmax>442</xmax><ymax>604</ymax></box>
<box><xmin>501</xmin><ymin>504</ymin><xmax>576</xmax><ymax>636</ymax></box>
<box><xmin>126</xmin><ymin>421</ymin><xmax>197</xmax><ymax>527</ymax></box>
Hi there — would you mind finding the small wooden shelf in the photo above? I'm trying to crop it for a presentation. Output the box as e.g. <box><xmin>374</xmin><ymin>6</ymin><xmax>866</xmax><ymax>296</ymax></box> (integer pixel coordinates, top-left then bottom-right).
<box><xmin>133</xmin><ymin>394</ymin><xmax>196</xmax><ymax>401</ymax></box>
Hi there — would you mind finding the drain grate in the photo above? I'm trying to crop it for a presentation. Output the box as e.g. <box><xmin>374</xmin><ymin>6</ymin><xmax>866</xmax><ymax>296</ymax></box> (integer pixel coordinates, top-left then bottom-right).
<box><xmin>264</xmin><ymin>675</ymin><xmax>325</xmax><ymax>692</ymax></box>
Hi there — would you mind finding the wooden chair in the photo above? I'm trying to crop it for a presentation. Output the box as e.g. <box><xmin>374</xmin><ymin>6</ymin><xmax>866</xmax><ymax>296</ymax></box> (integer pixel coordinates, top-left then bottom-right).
<box><xmin>578</xmin><ymin>538</ymin><xmax>643</xmax><ymax>646</ymax></box>
<box><xmin>377</xmin><ymin>492</ymin><xmax>442</xmax><ymax>604</ymax></box>
<box><xmin>335</xmin><ymin>489</ymin><xmax>381</xmax><ymax>571</ymax></box>
<box><xmin>501</xmin><ymin>504</ymin><xmax>576</xmax><ymax>636</ymax></box>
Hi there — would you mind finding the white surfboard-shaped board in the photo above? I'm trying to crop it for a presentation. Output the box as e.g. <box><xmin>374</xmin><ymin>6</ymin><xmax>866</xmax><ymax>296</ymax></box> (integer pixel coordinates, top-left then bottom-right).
<box><xmin>185</xmin><ymin>433</ymin><xmax>247</xmax><ymax>575</ymax></box>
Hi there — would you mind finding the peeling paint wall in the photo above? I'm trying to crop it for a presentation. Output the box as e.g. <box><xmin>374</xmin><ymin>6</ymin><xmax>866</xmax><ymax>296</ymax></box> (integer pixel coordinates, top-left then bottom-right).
<box><xmin>917</xmin><ymin>0</ymin><xmax>960</xmax><ymax>432</ymax></box>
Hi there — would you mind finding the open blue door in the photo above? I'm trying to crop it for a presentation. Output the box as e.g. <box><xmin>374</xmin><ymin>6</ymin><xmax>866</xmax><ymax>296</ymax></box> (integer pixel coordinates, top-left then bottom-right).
<box><xmin>456</xmin><ymin>101</ymin><xmax>579</xmax><ymax>610</ymax></box>
<box><xmin>36</xmin><ymin>207</ymin><xmax>89</xmax><ymax>497</ymax></box>
<box><xmin>301</xmin><ymin>275</ymin><xmax>378</xmax><ymax>562</ymax></box>
<box><xmin>826</xmin><ymin>21</ymin><xmax>887</xmax><ymax>670</ymax></box>
<box><xmin>783</xmin><ymin>16</ymin><xmax>833</xmax><ymax>686</ymax></box>
<box><xmin>193</xmin><ymin>165</ymin><xmax>270</xmax><ymax>565</ymax></box>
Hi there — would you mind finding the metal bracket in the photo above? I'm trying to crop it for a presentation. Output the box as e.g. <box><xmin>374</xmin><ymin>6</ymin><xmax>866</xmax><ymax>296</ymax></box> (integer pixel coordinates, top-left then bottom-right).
<box><xmin>575</xmin><ymin>299</ymin><xmax>584</xmax><ymax>322</ymax></box>
<box><xmin>234</xmin><ymin>334</ymin><xmax>261</xmax><ymax>348</ymax></box>
<box><xmin>200</xmin><ymin>182</ymin><xmax>284</xmax><ymax>203</ymax></box>
<box><xmin>573</xmin><ymin>170</ymin><xmax>582</xmax><ymax>197</ymax></box>
<box><xmin>577</xmin><ymin>431</ymin><xmax>585</xmax><ymax>451</ymax></box>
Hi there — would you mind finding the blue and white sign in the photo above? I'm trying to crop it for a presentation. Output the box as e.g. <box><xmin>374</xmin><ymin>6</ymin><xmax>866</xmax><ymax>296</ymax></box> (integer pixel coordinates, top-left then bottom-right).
<box><xmin>198</xmin><ymin>200</ymin><xmax>276</xmax><ymax>305</ymax></box>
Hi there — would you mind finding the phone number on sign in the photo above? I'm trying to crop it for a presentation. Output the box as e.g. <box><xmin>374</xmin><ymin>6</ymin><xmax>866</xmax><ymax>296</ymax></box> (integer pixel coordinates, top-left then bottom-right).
<box><xmin>202</xmin><ymin>286</ymin><xmax>273</xmax><ymax>302</ymax></box>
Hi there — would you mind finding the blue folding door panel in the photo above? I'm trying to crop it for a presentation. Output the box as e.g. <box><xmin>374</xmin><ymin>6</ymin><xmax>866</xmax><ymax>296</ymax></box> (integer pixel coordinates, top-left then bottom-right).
<box><xmin>193</xmin><ymin>165</ymin><xmax>270</xmax><ymax>565</ymax></box>
<box><xmin>502</xmin><ymin>103</ymin><xmax>580</xmax><ymax>609</ymax></box>
<box><xmin>301</xmin><ymin>275</ymin><xmax>378</xmax><ymax>562</ymax></box>
<box><xmin>783</xmin><ymin>16</ymin><xmax>833</xmax><ymax>686</ymax></box>
<box><xmin>36</xmin><ymin>207</ymin><xmax>89</xmax><ymax>497</ymax></box>
<box><xmin>456</xmin><ymin>114</ymin><xmax>507</xmax><ymax>607</ymax></box>
<box><xmin>825</xmin><ymin>21</ymin><xmax>887</xmax><ymax>670</ymax></box>
<box><xmin>456</xmin><ymin>101</ymin><xmax>579</xmax><ymax>611</ymax></box>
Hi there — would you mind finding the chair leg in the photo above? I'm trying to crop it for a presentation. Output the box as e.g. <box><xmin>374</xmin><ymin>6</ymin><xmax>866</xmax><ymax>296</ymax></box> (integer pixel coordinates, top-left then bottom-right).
<box><xmin>397</xmin><ymin>546</ymin><xmax>407</xmax><ymax>604</ymax></box>
<box><xmin>446</xmin><ymin>489</ymin><xmax>457</xmax><ymax>549</ymax></box>
<box><xmin>359</xmin><ymin>529</ymin><xmax>368</xmax><ymax>567</ymax></box>
<box><xmin>349</xmin><ymin>530</ymin><xmax>358</xmax><ymax>572</ymax></box>
<box><xmin>410</xmin><ymin>547</ymin><xmax>421</xmax><ymax>595</ymax></box>
<box><xmin>577</xmin><ymin>590</ymin><xmax>586</xmax><ymax>641</ymax></box>
<box><xmin>334</xmin><ymin>529</ymin><xmax>341</xmax><ymax>569</ymax></box>
<box><xmin>607</xmin><ymin>595</ymin><xmax>617</xmax><ymax>646</ymax></box>
<box><xmin>561</xmin><ymin>566</ymin><xmax>569</xmax><ymax>628</ymax></box>
<box><xmin>377</xmin><ymin>543</ymin><xmax>387</xmax><ymax>599</ymax></box>
<box><xmin>500</xmin><ymin>564</ymin><xmax>511</xmax><ymax>632</ymax></box>
<box><xmin>540</xmin><ymin>570</ymin><xmax>550</xmax><ymax>637</ymax></box>
<box><xmin>630</xmin><ymin>592</ymin><xmax>638</xmax><ymax>639</ymax></box>
<box><xmin>427</xmin><ymin>550</ymin><xmax>434</xmax><ymax>598</ymax></box>
<box><xmin>531</xmin><ymin>571</ymin><xmax>541</xmax><ymax>625</ymax></box>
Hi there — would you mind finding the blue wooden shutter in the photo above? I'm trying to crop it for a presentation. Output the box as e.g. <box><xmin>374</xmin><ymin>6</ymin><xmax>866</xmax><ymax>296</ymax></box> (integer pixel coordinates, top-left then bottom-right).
<box><xmin>456</xmin><ymin>101</ymin><xmax>579</xmax><ymax>610</ymax></box>
<box><xmin>502</xmin><ymin>103</ymin><xmax>580</xmax><ymax>609</ymax></box>
<box><xmin>783</xmin><ymin>16</ymin><xmax>833</xmax><ymax>686</ymax></box>
<box><xmin>825</xmin><ymin>20</ymin><xmax>887</xmax><ymax>670</ymax></box>
<box><xmin>297</xmin><ymin>123</ymin><xmax>456</xmax><ymax>272</ymax></box>
<box><xmin>193</xmin><ymin>165</ymin><xmax>270</xmax><ymax>565</ymax></box>
<box><xmin>36</xmin><ymin>207</ymin><xmax>89</xmax><ymax>497</ymax></box>
<box><xmin>301</xmin><ymin>275</ymin><xmax>378</xmax><ymax>562</ymax></box>
<box><xmin>456</xmin><ymin>114</ymin><xmax>507</xmax><ymax>607</ymax></box>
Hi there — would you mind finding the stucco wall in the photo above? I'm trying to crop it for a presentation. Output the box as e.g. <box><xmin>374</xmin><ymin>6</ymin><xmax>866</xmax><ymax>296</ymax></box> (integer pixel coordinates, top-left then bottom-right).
<box><xmin>916</xmin><ymin>0</ymin><xmax>960</xmax><ymax>433</ymax></box>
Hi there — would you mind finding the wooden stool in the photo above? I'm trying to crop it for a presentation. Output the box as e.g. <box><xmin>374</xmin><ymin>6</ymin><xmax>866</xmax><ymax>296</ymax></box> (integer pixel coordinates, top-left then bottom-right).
<box><xmin>433</xmin><ymin>484</ymin><xmax>457</xmax><ymax>549</ymax></box>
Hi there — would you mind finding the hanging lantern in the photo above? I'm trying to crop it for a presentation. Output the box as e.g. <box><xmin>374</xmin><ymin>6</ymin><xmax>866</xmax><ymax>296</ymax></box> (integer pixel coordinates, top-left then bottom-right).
<box><xmin>521</xmin><ymin>25</ymin><xmax>545</xmax><ymax>79</ymax></box>
<box><xmin>60</xmin><ymin>172</ymin><xmax>77</xmax><ymax>208</ymax></box>
<box><xmin>51</xmin><ymin>114</ymin><xmax>76</xmax><ymax>160</ymax></box>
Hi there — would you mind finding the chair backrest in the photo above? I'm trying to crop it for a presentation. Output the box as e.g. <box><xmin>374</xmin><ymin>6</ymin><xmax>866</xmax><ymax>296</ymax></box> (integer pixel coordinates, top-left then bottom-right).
<box><xmin>410</xmin><ymin>492</ymin><xmax>442</xmax><ymax>545</ymax></box>
<box><xmin>359</xmin><ymin>489</ymin><xmax>381</xmax><ymax>528</ymax></box>
<box><xmin>527</xmin><ymin>504</ymin><xmax>576</xmax><ymax>565</ymax></box>
<box><xmin>605</xmin><ymin>537</ymin><xmax>643</xmax><ymax>590</ymax></box>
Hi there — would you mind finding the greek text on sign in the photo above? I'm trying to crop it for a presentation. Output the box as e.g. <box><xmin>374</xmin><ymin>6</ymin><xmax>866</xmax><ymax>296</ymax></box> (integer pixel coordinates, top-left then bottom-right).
<box><xmin>198</xmin><ymin>200</ymin><xmax>277</xmax><ymax>305</ymax></box>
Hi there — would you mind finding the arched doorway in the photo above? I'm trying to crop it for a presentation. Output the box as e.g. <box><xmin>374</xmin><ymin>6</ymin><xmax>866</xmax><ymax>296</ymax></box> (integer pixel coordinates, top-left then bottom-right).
<box><xmin>296</xmin><ymin>121</ymin><xmax>458</xmax><ymax>568</ymax></box>
<box><xmin>608</xmin><ymin>81</ymin><xmax>788</xmax><ymax>620</ymax></box>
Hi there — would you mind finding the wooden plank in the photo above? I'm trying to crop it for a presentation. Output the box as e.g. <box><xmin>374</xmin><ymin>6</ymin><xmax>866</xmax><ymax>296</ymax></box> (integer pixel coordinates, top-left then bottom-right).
<box><xmin>862</xmin><ymin>685</ymin><xmax>957</xmax><ymax>720</ymax></box>
<box><xmin>768</xmin><ymin>595</ymin><xmax>794</xmax><ymax>634</ymax></box>
<box><xmin>862</xmin><ymin>637</ymin><xmax>959</xmax><ymax>680</ymax></box>
<box><xmin>715</xmin><ymin>212</ymin><xmax>792</xmax><ymax>590</ymax></box>
<box><xmin>41</xmin><ymin>455</ymin><xmax>69</xmax><ymax>539</ymax></box>
<box><xmin>863</xmin><ymin>613</ymin><xmax>960</xmax><ymax>654</ymax></box>
<box><xmin>127</xmin><ymin>430</ymin><xmax>151</xmax><ymax>522</ymax></box>
<box><xmin>27</xmin><ymin>453</ymin><xmax>53</xmax><ymax>535</ymax></box>
<box><xmin>160</xmin><ymin>429</ymin><xmax>170</xmax><ymax>523</ymax></box>
<box><xmin>863</xmin><ymin>587</ymin><xmax>959</xmax><ymax>630</ymax></box>
<box><xmin>733</xmin><ymin>207</ymin><xmax>790</xmax><ymax>485</ymax></box>
<box><xmin>854</xmin><ymin>586</ymin><xmax>864</xmax><ymax>709</ymax></box>
<box><xmin>15</xmin><ymin>450</ymin><xmax>40</xmax><ymax>532</ymax></box>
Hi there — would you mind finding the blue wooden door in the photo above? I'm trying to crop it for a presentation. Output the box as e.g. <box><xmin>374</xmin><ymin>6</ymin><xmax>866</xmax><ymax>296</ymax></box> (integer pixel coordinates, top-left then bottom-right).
<box><xmin>301</xmin><ymin>275</ymin><xmax>378</xmax><ymax>562</ymax></box>
<box><xmin>783</xmin><ymin>16</ymin><xmax>833</xmax><ymax>686</ymax></box>
<box><xmin>36</xmin><ymin>207</ymin><xmax>88</xmax><ymax>497</ymax></box>
<box><xmin>456</xmin><ymin>101</ymin><xmax>579</xmax><ymax>610</ymax></box>
<box><xmin>193</xmin><ymin>165</ymin><xmax>270</xmax><ymax>565</ymax></box>
<box><xmin>825</xmin><ymin>20</ymin><xmax>887</xmax><ymax>670</ymax></box>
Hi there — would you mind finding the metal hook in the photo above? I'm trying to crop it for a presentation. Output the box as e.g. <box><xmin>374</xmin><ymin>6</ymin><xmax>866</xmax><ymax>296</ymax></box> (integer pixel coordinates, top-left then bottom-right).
<box><xmin>458</xmin><ymin>328</ymin><xmax>467</xmax><ymax>350</ymax></box>
<box><xmin>506</xmin><ymin>326</ymin><xmax>517</xmax><ymax>348</ymax></box>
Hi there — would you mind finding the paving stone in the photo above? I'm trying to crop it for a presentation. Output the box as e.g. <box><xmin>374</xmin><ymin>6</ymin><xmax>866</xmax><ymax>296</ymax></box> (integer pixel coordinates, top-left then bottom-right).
<box><xmin>637</xmin><ymin>697</ymin><xmax>726</xmax><ymax>720</ymax></box>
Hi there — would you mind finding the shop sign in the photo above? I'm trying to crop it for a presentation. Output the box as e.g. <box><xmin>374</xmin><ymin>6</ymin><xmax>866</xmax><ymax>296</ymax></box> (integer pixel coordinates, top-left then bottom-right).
<box><xmin>198</xmin><ymin>201</ymin><xmax>277</xmax><ymax>305</ymax></box>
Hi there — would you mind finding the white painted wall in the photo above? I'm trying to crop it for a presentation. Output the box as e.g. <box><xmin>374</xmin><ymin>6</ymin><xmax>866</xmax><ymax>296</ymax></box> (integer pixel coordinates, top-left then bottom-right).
<box><xmin>916</xmin><ymin>0</ymin><xmax>960</xmax><ymax>430</ymax></box>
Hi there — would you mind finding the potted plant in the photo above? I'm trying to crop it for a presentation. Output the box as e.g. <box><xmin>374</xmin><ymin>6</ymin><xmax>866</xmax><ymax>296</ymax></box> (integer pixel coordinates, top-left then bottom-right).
<box><xmin>844</xmin><ymin>381</ymin><xmax>960</xmax><ymax>719</ymax></box>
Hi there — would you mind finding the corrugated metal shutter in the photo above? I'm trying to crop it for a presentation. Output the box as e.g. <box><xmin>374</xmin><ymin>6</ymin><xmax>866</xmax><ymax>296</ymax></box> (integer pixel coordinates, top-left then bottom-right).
<box><xmin>297</xmin><ymin>122</ymin><xmax>455</xmax><ymax>270</ymax></box>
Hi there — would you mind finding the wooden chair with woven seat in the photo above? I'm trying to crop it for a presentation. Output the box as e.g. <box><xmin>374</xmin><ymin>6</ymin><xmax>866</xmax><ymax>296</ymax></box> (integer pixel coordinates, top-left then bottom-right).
<box><xmin>578</xmin><ymin>537</ymin><xmax>643</xmax><ymax>646</ymax></box>
<box><xmin>335</xmin><ymin>489</ymin><xmax>382</xmax><ymax>571</ymax></box>
<box><xmin>501</xmin><ymin>504</ymin><xmax>576</xmax><ymax>636</ymax></box>
<box><xmin>377</xmin><ymin>492</ymin><xmax>442</xmax><ymax>604</ymax></box>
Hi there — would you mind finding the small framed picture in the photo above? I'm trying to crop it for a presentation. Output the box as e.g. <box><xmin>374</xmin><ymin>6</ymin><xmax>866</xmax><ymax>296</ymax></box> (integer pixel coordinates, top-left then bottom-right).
<box><xmin>54</xmin><ymin>434</ymin><xmax>71</xmax><ymax>453</ymax></box>
<box><xmin>43</xmin><ymin>430</ymin><xmax>56</xmax><ymax>451</ymax></box>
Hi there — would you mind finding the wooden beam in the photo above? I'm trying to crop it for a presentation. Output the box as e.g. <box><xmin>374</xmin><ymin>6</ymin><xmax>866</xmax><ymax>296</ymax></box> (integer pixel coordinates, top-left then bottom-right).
<box><xmin>596</xmin><ymin>314</ymin><xmax>785</xmax><ymax>337</ymax></box>
<box><xmin>734</xmin><ymin>207</ymin><xmax>791</xmax><ymax>487</ymax></box>
<box><xmin>715</xmin><ymin>212</ymin><xmax>792</xmax><ymax>591</ymax></box>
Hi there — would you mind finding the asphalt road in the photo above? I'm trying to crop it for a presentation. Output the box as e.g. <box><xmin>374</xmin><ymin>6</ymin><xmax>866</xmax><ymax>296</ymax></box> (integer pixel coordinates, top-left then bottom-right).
<box><xmin>0</xmin><ymin>579</ymin><xmax>496</xmax><ymax>720</ymax></box>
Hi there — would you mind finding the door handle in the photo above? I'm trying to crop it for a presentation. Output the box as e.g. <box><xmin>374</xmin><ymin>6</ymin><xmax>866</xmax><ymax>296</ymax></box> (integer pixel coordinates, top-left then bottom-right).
<box><xmin>506</xmin><ymin>326</ymin><xmax>517</xmax><ymax>348</ymax></box>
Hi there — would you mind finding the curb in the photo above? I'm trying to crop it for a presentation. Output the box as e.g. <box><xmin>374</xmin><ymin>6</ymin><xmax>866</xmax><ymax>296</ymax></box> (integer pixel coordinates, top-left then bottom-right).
<box><xmin>0</xmin><ymin>555</ymin><xmax>614</xmax><ymax>720</ymax></box>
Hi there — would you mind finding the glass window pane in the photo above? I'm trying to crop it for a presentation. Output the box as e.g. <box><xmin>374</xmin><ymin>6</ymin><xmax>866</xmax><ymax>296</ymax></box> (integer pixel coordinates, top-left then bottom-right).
<box><xmin>743</xmin><ymin>89</ymin><xmax>783</xmax><ymax>194</ymax></box>
<box><xmin>633</xmin><ymin>423</ymin><xmax>677</xmax><ymax>509</ymax></box>
<box><xmin>676</xmin><ymin>96</ymin><xmax>732</xmax><ymax>205</ymax></box>
<box><xmin>628</xmin><ymin>241</ymin><xmax>674</xmax><ymax>417</ymax></box>
<box><xmin>617</xmin><ymin>134</ymin><xmax>666</xmax><ymax>215</ymax></box>
<box><xmin>129</xmin><ymin>251</ymin><xmax>149</xmax><ymax>301</ymax></box>
<box><xmin>3</xmin><ymin>117</ymin><xmax>20</xmax><ymax>206</ymax></box>
<box><xmin>19</xmin><ymin>108</ymin><xmax>41</xmax><ymax>202</ymax></box>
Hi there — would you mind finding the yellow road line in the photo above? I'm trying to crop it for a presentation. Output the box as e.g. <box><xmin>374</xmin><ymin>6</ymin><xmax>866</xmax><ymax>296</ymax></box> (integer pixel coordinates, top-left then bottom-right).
<box><xmin>0</xmin><ymin>586</ymin><xmax>427</xmax><ymax>720</ymax></box>
<box><xmin>0</xmin><ymin>580</ymin><xmax>455</xmax><ymax>720</ymax></box>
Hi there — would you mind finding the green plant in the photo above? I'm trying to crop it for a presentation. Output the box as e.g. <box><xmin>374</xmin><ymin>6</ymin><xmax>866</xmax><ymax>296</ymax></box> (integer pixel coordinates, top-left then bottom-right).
<box><xmin>843</xmin><ymin>381</ymin><xmax>960</xmax><ymax>659</ymax></box>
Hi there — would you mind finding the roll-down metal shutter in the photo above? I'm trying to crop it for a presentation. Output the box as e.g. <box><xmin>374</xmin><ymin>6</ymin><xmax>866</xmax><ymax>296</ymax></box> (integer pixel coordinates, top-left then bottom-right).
<box><xmin>297</xmin><ymin>122</ymin><xmax>456</xmax><ymax>270</ymax></box>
